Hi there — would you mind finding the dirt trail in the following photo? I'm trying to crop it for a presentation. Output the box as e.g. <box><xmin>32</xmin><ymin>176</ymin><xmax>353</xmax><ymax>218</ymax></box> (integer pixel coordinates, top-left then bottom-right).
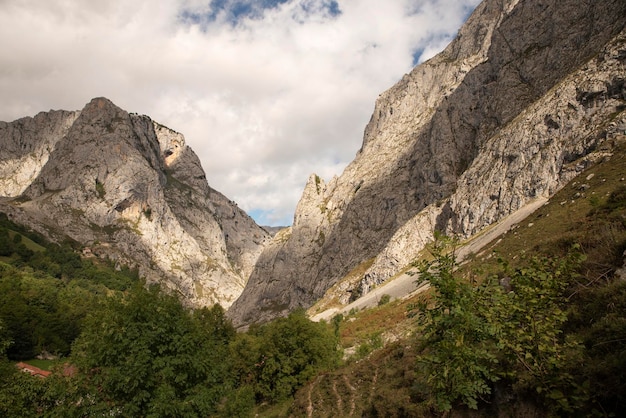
<box><xmin>311</xmin><ymin>197</ymin><xmax>547</xmax><ymax>322</ymax></box>
<box><xmin>455</xmin><ymin>197</ymin><xmax>548</xmax><ymax>262</ymax></box>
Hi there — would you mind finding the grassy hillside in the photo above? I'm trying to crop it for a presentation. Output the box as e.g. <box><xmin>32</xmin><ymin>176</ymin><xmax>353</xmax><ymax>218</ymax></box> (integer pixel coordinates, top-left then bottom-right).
<box><xmin>288</xmin><ymin>141</ymin><xmax>626</xmax><ymax>416</ymax></box>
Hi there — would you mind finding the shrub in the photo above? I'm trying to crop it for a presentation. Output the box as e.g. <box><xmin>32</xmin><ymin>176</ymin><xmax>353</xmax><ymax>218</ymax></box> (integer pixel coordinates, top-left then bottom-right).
<box><xmin>414</xmin><ymin>235</ymin><xmax>586</xmax><ymax>413</ymax></box>
<box><xmin>233</xmin><ymin>309</ymin><xmax>340</xmax><ymax>402</ymax></box>
<box><xmin>95</xmin><ymin>179</ymin><xmax>106</xmax><ymax>198</ymax></box>
<box><xmin>414</xmin><ymin>235</ymin><xmax>499</xmax><ymax>411</ymax></box>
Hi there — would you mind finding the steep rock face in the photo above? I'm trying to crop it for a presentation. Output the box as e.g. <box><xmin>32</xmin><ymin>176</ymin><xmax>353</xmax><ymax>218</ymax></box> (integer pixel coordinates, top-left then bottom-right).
<box><xmin>363</xmin><ymin>30</ymin><xmax>626</xmax><ymax>293</ymax></box>
<box><xmin>228</xmin><ymin>0</ymin><xmax>626</xmax><ymax>326</ymax></box>
<box><xmin>0</xmin><ymin>98</ymin><xmax>269</xmax><ymax>308</ymax></box>
<box><xmin>0</xmin><ymin>110</ymin><xmax>79</xmax><ymax>196</ymax></box>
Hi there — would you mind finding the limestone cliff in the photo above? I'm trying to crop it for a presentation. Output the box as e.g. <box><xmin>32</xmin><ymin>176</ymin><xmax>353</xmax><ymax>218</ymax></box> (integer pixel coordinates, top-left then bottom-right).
<box><xmin>228</xmin><ymin>0</ymin><xmax>626</xmax><ymax>326</ymax></box>
<box><xmin>0</xmin><ymin>97</ymin><xmax>270</xmax><ymax>308</ymax></box>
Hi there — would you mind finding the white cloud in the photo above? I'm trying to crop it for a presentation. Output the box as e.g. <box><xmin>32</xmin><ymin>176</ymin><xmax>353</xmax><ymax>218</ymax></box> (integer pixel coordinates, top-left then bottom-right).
<box><xmin>0</xmin><ymin>0</ymin><xmax>480</xmax><ymax>226</ymax></box>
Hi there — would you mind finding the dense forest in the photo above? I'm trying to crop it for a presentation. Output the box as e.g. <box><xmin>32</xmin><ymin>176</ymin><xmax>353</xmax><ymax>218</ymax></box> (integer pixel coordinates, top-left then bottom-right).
<box><xmin>0</xmin><ymin>213</ymin><xmax>339</xmax><ymax>416</ymax></box>
<box><xmin>0</xmin><ymin>213</ymin><xmax>139</xmax><ymax>359</ymax></box>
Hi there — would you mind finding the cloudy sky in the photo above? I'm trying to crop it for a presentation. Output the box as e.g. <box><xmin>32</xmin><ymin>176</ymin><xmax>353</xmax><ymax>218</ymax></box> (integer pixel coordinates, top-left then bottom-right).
<box><xmin>0</xmin><ymin>0</ymin><xmax>480</xmax><ymax>226</ymax></box>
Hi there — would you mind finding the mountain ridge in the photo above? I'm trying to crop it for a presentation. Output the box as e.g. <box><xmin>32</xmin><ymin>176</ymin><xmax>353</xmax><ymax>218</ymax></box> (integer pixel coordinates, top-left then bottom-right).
<box><xmin>0</xmin><ymin>97</ymin><xmax>269</xmax><ymax>308</ymax></box>
<box><xmin>227</xmin><ymin>0</ymin><xmax>626</xmax><ymax>327</ymax></box>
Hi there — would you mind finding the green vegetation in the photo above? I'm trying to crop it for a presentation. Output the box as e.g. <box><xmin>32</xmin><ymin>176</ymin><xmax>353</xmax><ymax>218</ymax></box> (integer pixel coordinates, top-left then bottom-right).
<box><xmin>355</xmin><ymin>332</ymin><xmax>383</xmax><ymax>358</ymax></box>
<box><xmin>70</xmin><ymin>286</ymin><xmax>235</xmax><ymax>417</ymax></box>
<box><xmin>413</xmin><ymin>235</ymin><xmax>502</xmax><ymax>411</ymax></box>
<box><xmin>95</xmin><ymin>179</ymin><xmax>106</xmax><ymax>198</ymax></box>
<box><xmin>413</xmin><ymin>236</ymin><xmax>587</xmax><ymax>413</ymax></box>
<box><xmin>0</xmin><ymin>218</ymin><xmax>341</xmax><ymax>416</ymax></box>
<box><xmin>21</xmin><ymin>358</ymin><xmax>55</xmax><ymax>371</ymax></box>
<box><xmin>377</xmin><ymin>293</ymin><xmax>391</xmax><ymax>306</ymax></box>
<box><xmin>231</xmin><ymin>309</ymin><xmax>340</xmax><ymax>404</ymax></box>
<box><xmin>0</xmin><ymin>214</ymin><xmax>139</xmax><ymax>360</ymax></box>
<box><xmin>0</xmin><ymin>286</ymin><xmax>340</xmax><ymax>417</ymax></box>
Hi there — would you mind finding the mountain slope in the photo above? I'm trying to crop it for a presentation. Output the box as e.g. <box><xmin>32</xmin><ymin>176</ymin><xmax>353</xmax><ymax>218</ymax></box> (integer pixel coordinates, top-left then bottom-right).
<box><xmin>228</xmin><ymin>0</ymin><xmax>626</xmax><ymax>326</ymax></box>
<box><xmin>290</xmin><ymin>139</ymin><xmax>626</xmax><ymax>417</ymax></box>
<box><xmin>0</xmin><ymin>97</ymin><xmax>269</xmax><ymax>308</ymax></box>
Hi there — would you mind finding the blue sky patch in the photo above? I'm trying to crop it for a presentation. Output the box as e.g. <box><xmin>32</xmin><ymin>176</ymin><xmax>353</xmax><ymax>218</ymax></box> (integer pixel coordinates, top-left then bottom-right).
<box><xmin>411</xmin><ymin>48</ymin><xmax>424</xmax><ymax>66</ymax></box>
<box><xmin>180</xmin><ymin>0</ymin><xmax>341</xmax><ymax>28</ymax></box>
<box><xmin>248</xmin><ymin>208</ymin><xmax>291</xmax><ymax>227</ymax></box>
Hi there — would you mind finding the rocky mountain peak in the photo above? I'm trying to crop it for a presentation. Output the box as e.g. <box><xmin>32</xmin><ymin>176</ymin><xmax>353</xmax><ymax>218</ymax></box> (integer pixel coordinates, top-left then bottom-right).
<box><xmin>0</xmin><ymin>98</ymin><xmax>270</xmax><ymax>308</ymax></box>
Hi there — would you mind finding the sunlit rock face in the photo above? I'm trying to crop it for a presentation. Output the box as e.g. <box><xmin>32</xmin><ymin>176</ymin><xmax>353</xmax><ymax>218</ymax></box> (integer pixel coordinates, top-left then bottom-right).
<box><xmin>228</xmin><ymin>0</ymin><xmax>626</xmax><ymax>327</ymax></box>
<box><xmin>0</xmin><ymin>97</ymin><xmax>270</xmax><ymax>308</ymax></box>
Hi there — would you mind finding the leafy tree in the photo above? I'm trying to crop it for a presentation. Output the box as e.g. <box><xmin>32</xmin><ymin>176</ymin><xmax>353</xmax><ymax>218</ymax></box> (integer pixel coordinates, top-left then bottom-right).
<box><xmin>12</xmin><ymin>233</ymin><xmax>22</xmax><ymax>244</ymax></box>
<box><xmin>0</xmin><ymin>264</ymin><xmax>99</xmax><ymax>359</ymax></box>
<box><xmin>331</xmin><ymin>313</ymin><xmax>343</xmax><ymax>337</ymax></box>
<box><xmin>70</xmin><ymin>284</ymin><xmax>236</xmax><ymax>417</ymax></box>
<box><xmin>0</xmin><ymin>319</ymin><xmax>10</xmax><ymax>356</ymax></box>
<box><xmin>0</xmin><ymin>229</ymin><xmax>12</xmax><ymax>256</ymax></box>
<box><xmin>414</xmin><ymin>235</ymin><xmax>587</xmax><ymax>413</ymax></box>
<box><xmin>232</xmin><ymin>309</ymin><xmax>340</xmax><ymax>403</ymax></box>
<box><xmin>219</xmin><ymin>385</ymin><xmax>256</xmax><ymax>418</ymax></box>
<box><xmin>0</xmin><ymin>362</ymin><xmax>48</xmax><ymax>418</ymax></box>
<box><xmin>0</xmin><ymin>267</ymin><xmax>40</xmax><ymax>359</ymax></box>
<box><xmin>0</xmin><ymin>318</ymin><xmax>48</xmax><ymax>417</ymax></box>
<box><xmin>414</xmin><ymin>235</ymin><xmax>499</xmax><ymax>411</ymax></box>
<box><xmin>489</xmin><ymin>252</ymin><xmax>587</xmax><ymax>412</ymax></box>
<box><xmin>255</xmin><ymin>309</ymin><xmax>340</xmax><ymax>401</ymax></box>
<box><xmin>0</xmin><ymin>215</ymin><xmax>139</xmax><ymax>359</ymax></box>
<box><xmin>572</xmin><ymin>278</ymin><xmax>626</xmax><ymax>413</ymax></box>
<box><xmin>15</xmin><ymin>243</ymin><xmax>34</xmax><ymax>261</ymax></box>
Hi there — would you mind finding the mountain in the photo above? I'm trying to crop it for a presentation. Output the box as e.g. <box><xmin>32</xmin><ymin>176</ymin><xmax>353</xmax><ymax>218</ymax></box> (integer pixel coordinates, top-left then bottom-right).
<box><xmin>227</xmin><ymin>0</ymin><xmax>626</xmax><ymax>327</ymax></box>
<box><xmin>0</xmin><ymin>97</ymin><xmax>270</xmax><ymax>308</ymax></box>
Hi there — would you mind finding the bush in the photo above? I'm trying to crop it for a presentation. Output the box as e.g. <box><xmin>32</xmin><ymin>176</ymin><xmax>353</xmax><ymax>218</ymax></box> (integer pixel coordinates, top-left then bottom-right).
<box><xmin>71</xmin><ymin>285</ymin><xmax>236</xmax><ymax>417</ymax></box>
<box><xmin>414</xmin><ymin>235</ymin><xmax>499</xmax><ymax>411</ymax></box>
<box><xmin>414</xmin><ymin>235</ymin><xmax>586</xmax><ymax>413</ymax></box>
<box><xmin>232</xmin><ymin>309</ymin><xmax>340</xmax><ymax>402</ymax></box>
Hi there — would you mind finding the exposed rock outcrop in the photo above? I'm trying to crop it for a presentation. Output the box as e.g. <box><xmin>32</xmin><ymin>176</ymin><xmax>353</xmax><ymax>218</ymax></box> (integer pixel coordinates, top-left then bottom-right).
<box><xmin>228</xmin><ymin>0</ymin><xmax>626</xmax><ymax>326</ymax></box>
<box><xmin>0</xmin><ymin>97</ymin><xmax>270</xmax><ymax>308</ymax></box>
<box><xmin>0</xmin><ymin>109</ymin><xmax>79</xmax><ymax>197</ymax></box>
